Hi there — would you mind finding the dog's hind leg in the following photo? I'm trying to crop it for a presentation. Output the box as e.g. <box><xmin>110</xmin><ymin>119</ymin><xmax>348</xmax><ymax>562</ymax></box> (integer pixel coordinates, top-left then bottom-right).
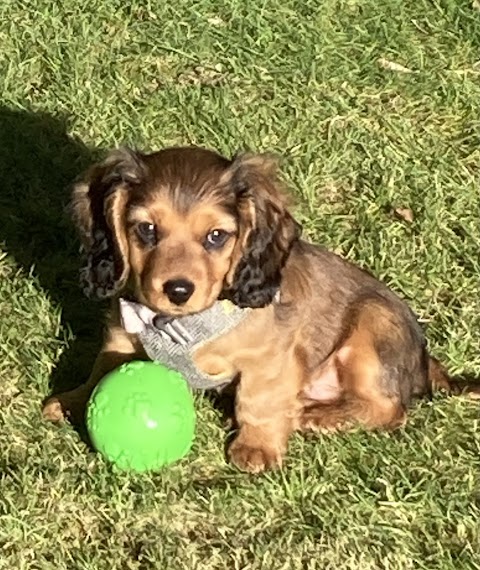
<box><xmin>299</xmin><ymin>297</ymin><xmax>423</xmax><ymax>433</ymax></box>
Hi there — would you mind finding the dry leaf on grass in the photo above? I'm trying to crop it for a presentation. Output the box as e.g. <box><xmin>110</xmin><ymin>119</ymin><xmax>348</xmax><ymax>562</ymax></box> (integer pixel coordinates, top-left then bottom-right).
<box><xmin>394</xmin><ymin>207</ymin><xmax>414</xmax><ymax>223</ymax></box>
<box><xmin>207</xmin><ymin>16</ymin><xmax>225</xmax><ymax>26</ymax></box>
<box><xmin>177</xmin><ymin>65</ymin><xmax>227</xmax><ymax>86</ymax></box>
<box><xmin>378</xmin><ymin>58</ymin><xmax>414</xmax><ymax>73</ymax></box>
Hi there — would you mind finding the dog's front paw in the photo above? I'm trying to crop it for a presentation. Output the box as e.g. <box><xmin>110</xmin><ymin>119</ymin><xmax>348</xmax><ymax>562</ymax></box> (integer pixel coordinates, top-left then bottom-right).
<box><xmin>228</xmin><ymin>438</ymin><xmax>283</xmax><ymax>473</ymax></box>
<box><xmin>42</xmin><ymin>386</ymin><xmax>90</xmax><ymax>424</ymax></box>
<box><xmin>42</xmin><ymin>396</ymin><xmax>67</xmax><ymax>422</ymax></box>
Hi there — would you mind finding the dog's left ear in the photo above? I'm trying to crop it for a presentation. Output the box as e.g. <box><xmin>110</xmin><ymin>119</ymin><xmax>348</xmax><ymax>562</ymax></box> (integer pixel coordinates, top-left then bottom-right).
<box><xmin>223</xmin><ymin>153</ymin><xmax>302</xmax><ymax>308</ymax></box>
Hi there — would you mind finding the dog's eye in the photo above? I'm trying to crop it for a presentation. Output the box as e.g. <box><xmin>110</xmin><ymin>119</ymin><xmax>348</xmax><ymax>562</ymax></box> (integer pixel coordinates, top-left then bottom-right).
<box><xmin>136</xmin><ymin>222</ymin><xmax>157</xmax><ymax>246</ymax></box>
<box><xmin>204</xmin><ymin>229</ymin><xmax>230</xmax><ymax>250</ymax></box>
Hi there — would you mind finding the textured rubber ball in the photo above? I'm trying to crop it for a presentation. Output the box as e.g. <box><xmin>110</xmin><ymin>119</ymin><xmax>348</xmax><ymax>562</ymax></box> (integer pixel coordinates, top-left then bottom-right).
<box><xmin>86</xmin><ymin>361</ymin><xmax>195</xmax><ymax>472</ymax></box>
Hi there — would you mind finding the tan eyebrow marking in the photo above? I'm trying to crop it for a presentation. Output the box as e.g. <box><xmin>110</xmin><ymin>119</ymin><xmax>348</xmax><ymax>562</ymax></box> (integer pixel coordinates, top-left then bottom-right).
<box><xmin>127</xmin><ymin>206</ymin><xmax>152</xmax><ymax>224</ymax></box>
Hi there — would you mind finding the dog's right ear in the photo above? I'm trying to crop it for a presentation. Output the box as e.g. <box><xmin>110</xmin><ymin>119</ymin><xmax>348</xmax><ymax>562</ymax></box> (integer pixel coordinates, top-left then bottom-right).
<box><xmin>70</xmin><ymin>147</ymin><xmax>147</xmax><ymax>299</ymax></box>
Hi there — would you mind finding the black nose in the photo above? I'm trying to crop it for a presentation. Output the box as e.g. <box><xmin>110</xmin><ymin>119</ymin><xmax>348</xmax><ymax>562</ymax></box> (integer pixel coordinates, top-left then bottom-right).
<box><xmin>163</xmin><ymin>279</ymin><xmax>195</xmax><ymax>305</ymax></box>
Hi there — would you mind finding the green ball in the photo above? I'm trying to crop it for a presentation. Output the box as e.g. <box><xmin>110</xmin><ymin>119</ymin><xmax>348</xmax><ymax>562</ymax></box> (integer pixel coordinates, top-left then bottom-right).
<box><xmin>86</xmin><ymin>361</ymin><xmax>195</xmax><ymax>472</ymax></box>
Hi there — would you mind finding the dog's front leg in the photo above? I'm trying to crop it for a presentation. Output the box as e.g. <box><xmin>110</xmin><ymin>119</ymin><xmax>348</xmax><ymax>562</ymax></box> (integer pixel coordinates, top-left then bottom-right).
<box><xmin>228</xmin><ymin>351</ymin><xmax>303</xmax><ymax>473</ymax></box>
<box><xmin>42</xmin><ymin>324</ymin><xmax>146</xmax><ymax>424</ymax></box>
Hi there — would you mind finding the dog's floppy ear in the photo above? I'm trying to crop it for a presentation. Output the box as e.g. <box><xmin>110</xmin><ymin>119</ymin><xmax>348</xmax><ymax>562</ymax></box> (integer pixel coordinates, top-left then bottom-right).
<box><xmin>223</xmin><ymin>152</ymin><xmax>301</xmax><ymax>308</ymax></box>
<box><xmin>70</xmin><ymin>147</ymin><xmax>146</xmax><ymax>299</ymax></box>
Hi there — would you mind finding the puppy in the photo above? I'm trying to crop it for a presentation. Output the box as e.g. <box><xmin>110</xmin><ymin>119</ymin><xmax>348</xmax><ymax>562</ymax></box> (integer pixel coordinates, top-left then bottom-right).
<box><xmin>43</xmin><ymin>146</ymin><xmax>467</xmax><ymax>473</ymax></box>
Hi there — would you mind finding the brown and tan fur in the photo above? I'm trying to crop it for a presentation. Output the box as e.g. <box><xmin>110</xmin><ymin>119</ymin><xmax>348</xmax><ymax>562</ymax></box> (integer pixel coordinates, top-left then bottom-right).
<box><xmin>42</xmin><ymin>146</ymin><xmax>478</xmax><ymax>473</ymax></box>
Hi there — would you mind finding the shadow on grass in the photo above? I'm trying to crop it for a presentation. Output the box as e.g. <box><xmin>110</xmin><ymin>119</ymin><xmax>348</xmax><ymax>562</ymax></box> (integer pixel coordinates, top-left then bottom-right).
<box><xmin>0</xmin><ymin>107</ymin><xmax>238</xmax><ymax>446</ymax></box>
<box><xmin>0</xmin><ymin>106</ymin><xmax>104</xmax><ymax>398</ymax></box>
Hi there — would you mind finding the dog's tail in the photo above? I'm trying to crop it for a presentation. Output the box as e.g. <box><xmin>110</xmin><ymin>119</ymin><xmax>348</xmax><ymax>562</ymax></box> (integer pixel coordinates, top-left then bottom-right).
<box><xmin>428</xmin><ymin>356</ymin><xmax>480</xmax><ymax>398</ymax></box>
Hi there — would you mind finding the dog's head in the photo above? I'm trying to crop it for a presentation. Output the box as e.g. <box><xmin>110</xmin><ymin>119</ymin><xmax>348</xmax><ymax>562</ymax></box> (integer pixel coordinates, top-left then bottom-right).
<box><xmin>72</xmin><ymin>146</ymin><xmax>301</xmax><ymax>315</ymax></box>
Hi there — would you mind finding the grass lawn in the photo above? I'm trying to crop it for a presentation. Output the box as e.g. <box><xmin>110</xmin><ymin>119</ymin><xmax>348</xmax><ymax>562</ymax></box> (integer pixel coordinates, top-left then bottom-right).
<box><xmin>1</xmin><ymin>0</ymin><xmax>480</xmax><ymax>568</ymax></box>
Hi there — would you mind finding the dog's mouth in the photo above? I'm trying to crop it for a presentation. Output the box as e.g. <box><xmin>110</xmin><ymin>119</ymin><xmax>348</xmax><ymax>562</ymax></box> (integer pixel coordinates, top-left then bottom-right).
<box><xmin>151</xmin><ymin>304</ymin><xmax>204</xmax><ymax>320</ymax></box>
<box><xmin>125</xmin><ymin>293</ymin><xmax>209</xmax><ymax>321</ymax></box>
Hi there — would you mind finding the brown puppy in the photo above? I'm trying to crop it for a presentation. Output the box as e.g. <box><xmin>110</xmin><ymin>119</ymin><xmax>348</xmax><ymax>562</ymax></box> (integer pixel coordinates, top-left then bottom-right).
<box><xmin>43</xmin><ymin>146</ymin><xmax>458</xmax><ymax>472</ymax></box>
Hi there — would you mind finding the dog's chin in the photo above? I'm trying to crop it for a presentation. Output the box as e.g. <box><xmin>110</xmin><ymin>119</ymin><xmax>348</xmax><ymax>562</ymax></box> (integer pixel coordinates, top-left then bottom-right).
<box><xmin>136</xmin><ymin>293</ymin><xmax>220</xmax><ymax>319</ymax></box>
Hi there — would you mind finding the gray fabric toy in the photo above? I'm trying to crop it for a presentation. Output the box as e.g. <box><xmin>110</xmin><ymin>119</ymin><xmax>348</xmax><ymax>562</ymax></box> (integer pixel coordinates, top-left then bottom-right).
<box><xmin>119</xmin><ymin>298</ymin><xmax>249</xmax><ymax>390</ymax></box>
